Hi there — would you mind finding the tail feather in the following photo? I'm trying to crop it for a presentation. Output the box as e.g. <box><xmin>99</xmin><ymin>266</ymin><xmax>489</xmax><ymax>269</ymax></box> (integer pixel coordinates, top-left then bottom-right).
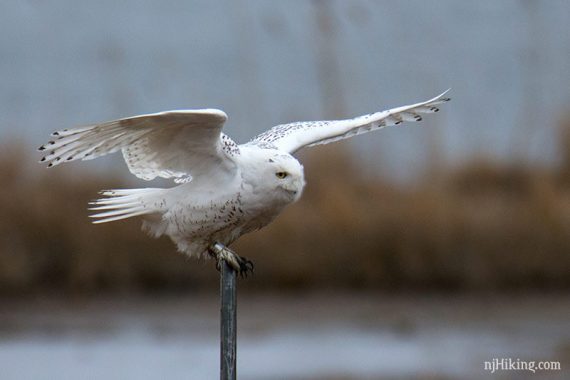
<box><xmin>89</xmin><ymin>201</ymin><xmax>140</xmax><ymax>211</ymax></box>
<box><xmin>89</xmin><ymin>188</ymin><xmax>166</xmax><ymax>224</ymax></box>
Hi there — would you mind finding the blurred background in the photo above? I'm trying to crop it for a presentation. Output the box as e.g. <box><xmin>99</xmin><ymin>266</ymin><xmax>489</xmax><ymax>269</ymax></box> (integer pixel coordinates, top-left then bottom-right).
<box><xmin>1</xmin><ymin>1</ymin><xmax>569</xmax><ymax>379</ymax></box>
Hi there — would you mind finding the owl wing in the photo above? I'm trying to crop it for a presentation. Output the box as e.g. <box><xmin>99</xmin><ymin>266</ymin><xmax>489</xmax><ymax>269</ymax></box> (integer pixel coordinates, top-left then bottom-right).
<box><xmin>38</xmin><ymin>109</ymin><xmax>239</xmax><ymax>183</ymax></box>
<box><xmin>248</xmin><ymin>90</ymin><xmax>450</xmax><ymax>154</ymax></box>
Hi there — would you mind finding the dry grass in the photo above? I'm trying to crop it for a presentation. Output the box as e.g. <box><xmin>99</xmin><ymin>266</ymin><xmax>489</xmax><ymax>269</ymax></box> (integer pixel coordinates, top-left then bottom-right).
<box><xmin>237</xmin><ymin>146</ymin><xmax>570</xmax><ymax>292</ymax></box>
<box><xmin>0</xmin><ymin>125</ymin><xmax>569</xmax><ymax>295</ymax></box>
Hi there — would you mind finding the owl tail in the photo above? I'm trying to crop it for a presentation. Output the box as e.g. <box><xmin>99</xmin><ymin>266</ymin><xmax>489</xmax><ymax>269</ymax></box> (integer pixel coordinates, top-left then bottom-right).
<box><xmin>88</xmin><ymin>188</ymin><xmax>167</xmax><ymax>224</ymax></box>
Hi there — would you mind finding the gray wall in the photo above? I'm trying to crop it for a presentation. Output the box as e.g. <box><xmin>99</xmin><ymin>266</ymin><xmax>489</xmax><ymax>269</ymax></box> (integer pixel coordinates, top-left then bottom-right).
<box><xmin>1</xmin><ymin>0</ymin><xmax>569</xmax><ymax>179</ymax></box>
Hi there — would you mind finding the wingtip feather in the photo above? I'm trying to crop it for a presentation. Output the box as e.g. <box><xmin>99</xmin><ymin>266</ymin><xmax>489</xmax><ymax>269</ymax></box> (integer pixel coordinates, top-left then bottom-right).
<box><xmin>438</xmin><ymin>88</ymin><xmax>451</xmax><ymax>102</ymax></box>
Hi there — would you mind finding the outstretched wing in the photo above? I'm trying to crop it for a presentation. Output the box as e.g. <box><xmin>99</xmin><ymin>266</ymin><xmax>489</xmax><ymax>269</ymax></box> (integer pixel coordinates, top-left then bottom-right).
<box><xmin>249</xmin><ymin>90</ymin><xmax>450</xmax><ymax>154</ymax></box>
<box><xmin>38</xmin><ymin>109</ymin><xmax>239</xmax><ymax>182</ymax></box>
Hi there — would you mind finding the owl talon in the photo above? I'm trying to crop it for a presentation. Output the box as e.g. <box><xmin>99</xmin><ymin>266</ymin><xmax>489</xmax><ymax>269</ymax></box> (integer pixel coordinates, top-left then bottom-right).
<box><xmin>209</xmin><ymin>243</ymin><xmax>254</xmax><ymax>278</ymax></box>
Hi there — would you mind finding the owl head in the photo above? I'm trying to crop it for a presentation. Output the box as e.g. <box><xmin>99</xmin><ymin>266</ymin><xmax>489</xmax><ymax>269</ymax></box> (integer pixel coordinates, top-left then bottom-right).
<box><xmin>266</xmin><ymin>153</ymin><xmax>305</xmax><ymax>201</ymax></box>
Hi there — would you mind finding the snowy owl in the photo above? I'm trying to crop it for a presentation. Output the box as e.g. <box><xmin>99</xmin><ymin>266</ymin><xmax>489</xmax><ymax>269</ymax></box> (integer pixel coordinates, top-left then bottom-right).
<box><xmin>39</xmin><ymin>91</ymin><xmax>450</xmax><ymax>274</ymax></box>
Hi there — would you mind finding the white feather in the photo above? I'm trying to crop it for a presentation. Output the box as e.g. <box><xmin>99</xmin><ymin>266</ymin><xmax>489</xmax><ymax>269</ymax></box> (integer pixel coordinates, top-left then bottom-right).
<box><xmin>39</xmin><ymin>91</ymin><xmax>450</xmax><ymax>259</ymax></box>
<box><xmin>249</xmin><ymin>89</ymin><xmax>451</xmax><ymax>153</ymax></box>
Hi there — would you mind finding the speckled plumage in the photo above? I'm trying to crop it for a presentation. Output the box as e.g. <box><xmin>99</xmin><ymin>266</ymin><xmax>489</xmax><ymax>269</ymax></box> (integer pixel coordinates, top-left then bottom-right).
<box><xmin>38</xmin><ymin>91</ymin><xmax>450</xmax><ymax>259</ymax></box>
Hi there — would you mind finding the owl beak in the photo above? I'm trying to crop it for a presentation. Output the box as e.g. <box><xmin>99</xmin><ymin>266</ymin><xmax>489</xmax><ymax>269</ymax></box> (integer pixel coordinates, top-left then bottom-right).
<box><xmin>281</xmin><ymin>177</ymin><xmax>304</xmax><ymax>200</ymax></box>
<box><xmin>291</xmin><ymin>178</ymin><xmax>304</xmax><ymax>199</ymax></box>
<box><xmin>283</xmin><ymin>186</ymin><xmax>297</xmax><ymax>194</ymax></box>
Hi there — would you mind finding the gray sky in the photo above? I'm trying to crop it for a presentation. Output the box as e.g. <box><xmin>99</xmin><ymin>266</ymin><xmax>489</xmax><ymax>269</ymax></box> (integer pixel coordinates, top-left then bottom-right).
<box><xmin>1</xmin><ymin>0</ymin><xmax>569</xmax><ymax>180</ymax></box>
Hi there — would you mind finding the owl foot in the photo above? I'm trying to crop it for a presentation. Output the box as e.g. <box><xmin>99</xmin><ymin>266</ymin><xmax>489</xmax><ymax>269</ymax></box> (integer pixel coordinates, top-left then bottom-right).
<box><xmin>209</xmin><ymin>242</ymin><xmax>255</xmax><ymax>278</ymax></box>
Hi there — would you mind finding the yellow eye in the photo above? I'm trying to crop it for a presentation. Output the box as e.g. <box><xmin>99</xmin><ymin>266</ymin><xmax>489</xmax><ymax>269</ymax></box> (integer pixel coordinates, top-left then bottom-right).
<box><xmin>275</xmin><ymin>171</ymin><xmax>288</xmax><ymax>179</ymax></box>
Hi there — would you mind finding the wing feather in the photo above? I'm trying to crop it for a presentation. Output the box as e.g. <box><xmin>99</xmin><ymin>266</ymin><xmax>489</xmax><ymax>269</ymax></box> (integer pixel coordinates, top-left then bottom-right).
<box><xmin>249</xmin><ymin>90</ymin><xmax>450</xmax><ymax>153</ymax></box>
<box><xmin>39</xmin><ymin>109</ymin><xmax>239</xmax><ymax>182</ymax></box>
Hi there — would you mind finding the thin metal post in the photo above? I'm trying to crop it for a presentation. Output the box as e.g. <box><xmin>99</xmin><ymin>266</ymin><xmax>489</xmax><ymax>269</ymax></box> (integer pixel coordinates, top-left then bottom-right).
<box><xmin>220</xmin><ymin>259</ymin><xmax>237</xmax><ymax>380</ymax></box>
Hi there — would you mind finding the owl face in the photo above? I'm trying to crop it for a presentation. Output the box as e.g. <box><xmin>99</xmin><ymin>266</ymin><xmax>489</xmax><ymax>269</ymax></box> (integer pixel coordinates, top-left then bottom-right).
<box><xmin>236</xmin><ymin>146</ymin><xmax>306</xmax><ymax>202</ymax></box>
<box><xmin>267</xmin><ymin>153</ymin><xmax>305</xmax><ymax>201</ymax></box>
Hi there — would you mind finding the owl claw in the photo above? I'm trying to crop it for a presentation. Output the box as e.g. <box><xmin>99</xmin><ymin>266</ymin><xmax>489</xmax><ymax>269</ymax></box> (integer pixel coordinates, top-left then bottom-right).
<box><xmin>209</xmin><ymin>243</ymin><xmax>254</xmax><ymax>278</ymax></box>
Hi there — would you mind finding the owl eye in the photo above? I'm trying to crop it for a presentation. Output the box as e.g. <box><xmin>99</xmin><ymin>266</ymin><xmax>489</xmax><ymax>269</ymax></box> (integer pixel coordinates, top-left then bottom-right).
<box><xmin>275</xmin><ymin>171</ymin><xmax>288</xmax><ymax>179</ymax></box>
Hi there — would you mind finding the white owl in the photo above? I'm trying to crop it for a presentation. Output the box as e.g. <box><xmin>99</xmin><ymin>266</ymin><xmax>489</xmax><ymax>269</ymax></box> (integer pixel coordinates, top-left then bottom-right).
<box><xmin>39</xmin><ymin>91</ymin><xmax>450</xmax><ymax>274</ymax></box>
